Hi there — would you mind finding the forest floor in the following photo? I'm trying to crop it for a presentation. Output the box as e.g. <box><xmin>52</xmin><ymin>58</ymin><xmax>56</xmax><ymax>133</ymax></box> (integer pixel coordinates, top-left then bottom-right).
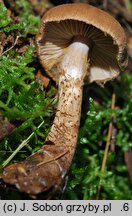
<box><xmin>0</xmin><ymin>0</ymin><xmax>132</xmax><ymax>199</ymax></box>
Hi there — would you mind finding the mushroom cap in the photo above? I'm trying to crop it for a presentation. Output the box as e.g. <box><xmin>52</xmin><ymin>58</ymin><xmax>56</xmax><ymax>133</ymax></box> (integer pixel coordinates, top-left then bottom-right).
<box><xmin>36</xmin><ymin>3</ymin><xmax>127</xmax><ymax>84</ymax></box>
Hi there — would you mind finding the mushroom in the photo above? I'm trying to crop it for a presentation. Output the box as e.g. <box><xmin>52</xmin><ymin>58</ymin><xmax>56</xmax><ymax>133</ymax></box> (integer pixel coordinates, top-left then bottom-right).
<box><xmin>2</xmin><ymin>3</ymin><xmax>127</xmax><ymax>196</ymax></box>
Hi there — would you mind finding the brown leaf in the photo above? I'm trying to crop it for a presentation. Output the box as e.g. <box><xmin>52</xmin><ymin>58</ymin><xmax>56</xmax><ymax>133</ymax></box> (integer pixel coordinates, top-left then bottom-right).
<box><xmin>0</xmin><ymin>32</ymin><xmax>7</xmax><ymax>55</ymax></box>
<box><xmin>18</xmin><ymin>45</ymin><xmax>28</xmax><ymax>54</ymax></box>
<box><xmin>36</xmin><ymin>70</ymin><xmax>50</xmax><ymax>88</ymax></box>
<box><xmin>0</xmin><ymin>115</ymin><xmax>15</xmax><ymax>140</ymax></box>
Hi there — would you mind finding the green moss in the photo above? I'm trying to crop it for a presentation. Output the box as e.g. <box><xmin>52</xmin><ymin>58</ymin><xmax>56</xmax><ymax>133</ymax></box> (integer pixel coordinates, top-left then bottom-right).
<box><xmin>0</xmin><ymin>1</ymin><xmax>54</xmax><ymax>165</ymax></box>
<box><xmin>0</xmin><ymin>3</ymin><xmax>11</xmax><ymax>28</ymax></box>
<box><xmin>0</xmin><ymin>1</ymin><xmax>132</xmax><ymax>200</ymax></box>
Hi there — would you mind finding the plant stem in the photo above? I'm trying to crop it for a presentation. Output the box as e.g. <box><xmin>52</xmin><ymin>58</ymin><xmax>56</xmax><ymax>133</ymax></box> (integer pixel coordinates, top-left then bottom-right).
<box><xmin>2</xmin><ymin>121</ymin><xmax>44</xmax><ymax>167</ymax></box>
<box><xmin>96</xmin><ymin>93</ymin><xmax>116</xmax><ymax>199</ymax></box>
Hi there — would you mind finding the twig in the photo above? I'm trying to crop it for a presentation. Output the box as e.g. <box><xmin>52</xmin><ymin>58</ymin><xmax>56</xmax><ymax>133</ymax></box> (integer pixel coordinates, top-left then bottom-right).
<box><xmin>37</xmin><ymin>150</ymin><xmax>69</xmax><ymax>167</ymax></box>
<box><xmin>1</xmin><ymin>36</ymin><xmax>20</xmax><ymax>56</ymax></box>
<box><xmin>96</xmin><ymin>93</ymin><xmax>116</xmax><ymax>199</ymax></box>
<box><xmin>101</xmin><ymin>93</ymin><xmax>116</xmax><ymax>171</ymax></box>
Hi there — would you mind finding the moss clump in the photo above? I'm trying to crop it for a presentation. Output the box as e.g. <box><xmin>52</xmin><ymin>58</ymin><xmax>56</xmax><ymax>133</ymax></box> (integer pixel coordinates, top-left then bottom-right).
<box><xmin>0</xmin><ymin>1</ymin><xmax>132</xmax><ymax>200</ymax></box>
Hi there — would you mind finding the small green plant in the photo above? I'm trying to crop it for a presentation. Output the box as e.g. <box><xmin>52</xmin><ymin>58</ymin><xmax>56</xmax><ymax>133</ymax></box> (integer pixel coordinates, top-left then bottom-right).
<box><xmin>0</xmin><ymin>3</ymin><xmax>11</xmax><ymax>28</ymax></box>
<box><xmin>0</xmin><ymin>1</ymin><xmax>55</xmax><ymax>166</ymax></box>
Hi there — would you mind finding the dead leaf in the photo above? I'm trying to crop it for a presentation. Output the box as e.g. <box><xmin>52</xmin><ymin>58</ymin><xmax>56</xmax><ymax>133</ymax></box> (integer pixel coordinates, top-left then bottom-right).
<box><xmin>0</xmin><ymin>114</ymin><xmax>15</xmax><ymax>140</ymax></box>
<box><xmin>18</xmin><ymin>45</ymin><xmax>28</xmax><ymax>54</ymax></box>
<box><xmin>0</xmin><ymin>33</ymin><xmax>6</xmax><ymax>55</ymax></box>
<box><xmin>36</xmin><ymin>70</ymin><xmax>50</xmax><ymax>88</ymax></box>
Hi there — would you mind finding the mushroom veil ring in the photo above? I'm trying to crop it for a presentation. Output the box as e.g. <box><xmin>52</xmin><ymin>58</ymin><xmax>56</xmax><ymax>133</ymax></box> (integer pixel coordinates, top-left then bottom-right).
<box><xmin>2</xmin><ymin>3</ymin><xmax>127</xmax><ymax>196</ymax></box>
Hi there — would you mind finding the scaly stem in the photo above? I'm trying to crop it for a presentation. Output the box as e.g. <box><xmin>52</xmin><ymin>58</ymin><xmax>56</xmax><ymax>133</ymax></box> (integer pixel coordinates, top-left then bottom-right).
<box><xmin>45</xmin><ymin>41</ymin><xmax>89</xmax><ymax>169</ymax></box>
<box><xmin>46</xmin><ymin>76</ymin><xmax>83</xmax><ymax>168</ymax></box>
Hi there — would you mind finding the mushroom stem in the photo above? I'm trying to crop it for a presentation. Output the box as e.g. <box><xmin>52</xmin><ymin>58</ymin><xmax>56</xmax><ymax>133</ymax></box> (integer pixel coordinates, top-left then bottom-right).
<box><xmin>45</xmin><ymin>41</ymin><xmax>89</xmax><ymax>169</ymax></box>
